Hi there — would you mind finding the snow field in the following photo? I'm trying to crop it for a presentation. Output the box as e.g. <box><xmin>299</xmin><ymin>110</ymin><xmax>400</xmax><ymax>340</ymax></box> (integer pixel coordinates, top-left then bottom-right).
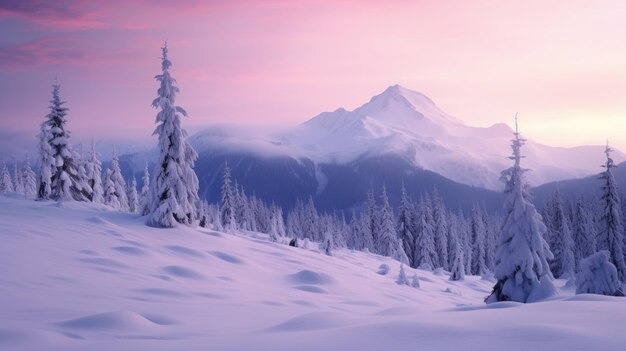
<box><xmin>0</xmin><ymin>195</ymin><xmax>625</xmax><ymax>350</ymax></box>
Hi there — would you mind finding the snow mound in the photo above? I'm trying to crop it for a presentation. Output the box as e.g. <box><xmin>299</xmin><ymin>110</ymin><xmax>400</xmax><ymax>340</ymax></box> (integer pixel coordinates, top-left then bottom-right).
<box><xmin>209</xmin><ymin>251</ymin><xmax>245</xmax><ymax>264</ymax></box>
<box><xmin>287</xmin><ymin>270</ymin><xmax>334</xmax><ymax>285</ymax></box>
<box><xmin>162</xmin><ymin>265</ymin><xmax>204</xmax><ymax>280</ymax></box>
<box><xmin>56</xmin><ymin>311</ymin><xmax>163</xmax><ymax>331</ymax></box>
<box><xmin>265</xmin><ymin>312</ymin><xmax>349</xmax><ymax>332</ymax></box>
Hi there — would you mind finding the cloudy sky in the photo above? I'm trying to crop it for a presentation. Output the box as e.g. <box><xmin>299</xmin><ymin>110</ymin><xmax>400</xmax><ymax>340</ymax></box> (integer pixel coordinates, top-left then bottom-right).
<box><xmin>2</xmin><ymin>0</ymin><xmax>626</xmax><ymax>151</ymax></box>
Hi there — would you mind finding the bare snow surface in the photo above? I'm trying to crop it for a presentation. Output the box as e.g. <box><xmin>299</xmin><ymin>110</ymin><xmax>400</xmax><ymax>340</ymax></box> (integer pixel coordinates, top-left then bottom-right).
<box><xmin>1</xmin><ymin>195</ymin><xmax>625</xmax><ymax>350</ymax></box>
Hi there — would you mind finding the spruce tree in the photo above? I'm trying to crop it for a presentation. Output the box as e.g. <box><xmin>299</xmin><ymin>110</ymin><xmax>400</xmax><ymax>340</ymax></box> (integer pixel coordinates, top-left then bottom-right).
<box><xmin>377</xmin><ymin>185</ymin><xmax>409</xmax><ymax>264</ymax></box>
<box><xmin>486</xmin><ymin>118</ymin><xmax>555</xmax><ymax>304</ymax></box>
<box><xmin>414</xmin><ymin>197</ymin><xmax>437</xmax><ymax>270</ymax></box>
<box><xmin>573</xmin><ymin>197</ymin><xmax>597</xmax><ymax>265</ymax></box>
<box><xmin>0</xmin><ymin>162</ymin><xmax>12</xmax><ymax>193</ymax></box>
<box><xmin>103</xmin><ymin>168</ymin><xmax>121</xmax><ymax>209</ymax></box>
<box><xmin>597</xmin><ymin>143</ymin><xmax>626</xmax><ymax>282</ymax></box>
<box><xmin>39</xmin><ymin>82</ymin><xmax>89</xmax><ymax>201</ymax></box>
<box><xmin>432</xmin><ymin>190</ymin><xmax>449</xmax><ymax>269</ymax></box>
<box><xmin>366</xmin><ymin>187</ymin><xmax>379</xmax><ymax>252</ymax></box>
<box><xmin>148</xmin><ymin>43</ymin><xmax>200</xmax><ymax>227</ymax></box>
<box><xmin>139</xmin><ymin>163</ymin><xmax>150</xmax><ymax>215</ymax></box>
<box><xmin>109</xmin><ymin>148</ymin><xmax>129</xmax><ymax>211</ymax></box>
<box><xmin>22</xmin><ymin>155</ymin><xmax>37</xmax><ymax>197</ymax></box>
<box><xmin>397</xmin><ymin>183</ymin><xmax>416</xmax><ymax>265</ymax></box>
<box><xmin>397</xmin><ymin>264</ymin><xmax>410</xmax><ymax>285</ymax></box>
<box><xmin>551</xmin><ymin>191</ymin><xmax>576</xmax><ymax>278</ymax></box>
<box><xmin>470</xmin><ymin>205</ymin><xmax>488</xmax><ymax>275</ymax></box>
<box><xmin>270</xmin><ymin>205</ymin><xmax>286</xmax><ymax>241</ymax></box>
<box><xmin>85</xmin><ymin>140</ymin><xmax>104</xmax><ymax>203</ymax></box>
<box><xmin>448</xmin><ymin>213</ymin><xmax>465</xmax><ymax>281</ymax></box>
<box><xmin>220</xmin><ymin>163</ymin><xmax>237</xmax><ymax>233</ymax></box>
<box><xmin>321</xmin><ymin>230</ymin><xmax>334</xmax><ymax>256</ymax></box>
<box><xmin>127</xmin><ymin>176</ymin><xmax>139</xmax><ymax>214</ymax></box>
<box><xmin>37</xmin><ymin>88</ymin><xmax>55</xmax><ymax>200</ymax></box>
<box><xmin>13</xmin><ymin>161</ymin><xmax>24</xmax><ymax>195</ymax></box>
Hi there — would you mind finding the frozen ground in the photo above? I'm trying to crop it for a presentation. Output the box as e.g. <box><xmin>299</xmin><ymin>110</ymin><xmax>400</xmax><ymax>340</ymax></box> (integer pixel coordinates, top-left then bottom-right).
<box><xmin>0</xmin><ymin>195</ymin><xmax>624</xmax><ymax>350</ymax></box>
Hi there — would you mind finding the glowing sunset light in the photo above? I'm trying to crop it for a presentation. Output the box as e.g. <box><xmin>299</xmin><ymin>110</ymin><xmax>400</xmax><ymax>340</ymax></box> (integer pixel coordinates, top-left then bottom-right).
<box><xmin>1</xmin><ymin>0</ymin><xmax>626</xmax><ymax>150</ymax></box>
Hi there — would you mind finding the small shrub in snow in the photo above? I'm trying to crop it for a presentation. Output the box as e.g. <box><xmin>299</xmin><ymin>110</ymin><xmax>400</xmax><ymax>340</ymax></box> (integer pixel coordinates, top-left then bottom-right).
<box><xmin>288</xmin><ymin>238</ymin><xmax>299</xmax><ymax>247</ymax></box>
<box><xmin>433</xmin><ymin>267</ymin><xmax>445</xmax><ymax>276</ymax></box>
<box><xmin>576</xmin><ymin>251</ymin><xmax>624</xmax><ymax>296</ymax></box>
<box><xmin>397</xmin><ymin>264</ymin><xmax>410</xmax><ymax>286</ymax></box>
<box><xmin>377</xmin><ymin>264</ymin><xmax>390</xmax><ymax>275</ymax></box>
<box><xmin>411</xmin><ymin>274</ymin><xmax>420</xmax><ymax>288</ymax></box>
<box><xmin>321</xmin><ymin>233</ymin><xmax>334</xmax><ymax>256</ymax></box>
<box><xmin>302</xmin><ymin>238</ymin><xmax>310</xmax><ymax>250</ymax></box>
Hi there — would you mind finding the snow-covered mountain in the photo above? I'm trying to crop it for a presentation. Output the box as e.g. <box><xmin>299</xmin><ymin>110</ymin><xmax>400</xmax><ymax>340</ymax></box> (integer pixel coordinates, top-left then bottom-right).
<box><xmin>272</xmin><ymin>85</ymin><xmax>623</xmax><ymax>190</ymax></box>
<box><xmin>187</xmin><ymin>85</ymin><xmax>623</xmax><ymax>191</ymax></box>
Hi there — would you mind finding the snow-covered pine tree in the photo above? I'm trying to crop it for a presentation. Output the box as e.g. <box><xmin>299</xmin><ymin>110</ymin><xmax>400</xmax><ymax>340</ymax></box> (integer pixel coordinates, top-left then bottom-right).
<box><xmin>376</xmin><ymin>185</ymin><xmax>409</xmax><ymax>264</ymax></box>
<box><xmin>220</xmin><ymin>163</ymin><xmax>237</xmax><ymax>233</ymax></box>
<box><xmin>127</xmin><ymin>176</ymin><xmax>139</xmax><ymax>214</ymax></box>
<box><xmin>85</xmin><ymin>140</ymin><xmax>104</xmax><ymax>203</ymax></box>
<box><xmin>411</xmin><ymin>273</ymin><xmax>420</xmax><ymax>288</ymax></box>
<box><xmin>109</xmin><ymin>148</ymin><xmax>129</xmax><ymax>211</ymax></box>
<box><xmin>576</xmin><ymin>250</ymin><xmax>623</xmax><ymax>296</ymax></box>
<box><xmin>41</xmin><ymin>82</ymin><xmax>89</xmax><ymax>201</ymax></box>
<box><xmin>346</xmin><ymin>210</ymin><xmax>360</xmax><ymax>250</ymax></box>
<box><xmin>148</xmin><ymin>43</ymin><xmax>200</xmax><ymax>227</ymax></box>
<box><xmin>139</xmin><ymin>163</ymin><xmax>150</xmax><ymax>215</ymax></box>
<box><xmin>448</xmin><ymin>213</ymin><xmax>465</xmax><ymax>281</ymax></box>
<box><xmin>397</xmin><ymin>183</ymin><xmax>416</xmax><ymax>266</ymax></box>
<box><xmin>541</xmin><ymin>194</ymin><xmax>558</xmax><ymax>266</ymax></box>
<box><xmin>287</xmin><ymin>199</ymin><xmax>304</xmax><ymax>239</ymax></box>
<box><xmin>397</xmin><ymin>264</ymin><xmax>410</xmax><ymax>286</ymax></box>
<box><xmin>0</xmin><ymin>162</ymin><xmax>13</xmax><ymax>193</ymax></box>
<box><xmin>366</xmin><ymin>187</ymin><xmax>379</xmax><ymax>253</ymax></box>
<box><xmin>305</xmin><ymin>197</ymin><xmax>320</xmax><ymax>241</ymax></box>
<box><xmin>239</xmin><ymin>185</ymin><xmax>257</xmax><ymax>232</ymax></box>
<box><xmin>103</xmin><ymin>168</ymin><xmax>121</xmax><ymax>209</ymax></box>
<box><xmin>22</xmin><ymin>154</ymin><xmax>37</xmax><ymax>197</ymax></box>
<box><xmin>432</xmin><ymin>190</ymin><xmax>449</xmax><ymax>270</ymax></box>
<box><xmin>13</xmin><ymin>161</ymin><xmax>24</xmax><ymax>195</ymax></box>
<box><xmin>75</xmin><ymin>150</ymin><xmax>93</xmax><ymax>201</ymax></box>
<box><xmin>486</xmin><ymin>117</ymin><xmax>555</xmax><ymax>304</ymax></box>
<box><xmin>457</xmin><ymin>211</ymin><xmax>473</xmax><ymax>274</ymax></box>
<box><xmin>551</xmin><ymin>191</ymin><xmax>576</xmax><ymax>279</ymax></box>
<box><xmin>321</xmin><ymin>230</ymin><xmax>334</xmax><ymax>256</ymax></box>
<box><xmin>37</xmin><ymin>110</ymin><xmax>54</xmax><ymax>200</ymax></box>
<box><xmin>484</xmin><ymin>210</ymin><xmax>498</xmax><ymax>272</ymax></box>
<box><xmin>573</xmin><ymin>197</ymin><xmax>597</xmax><ymax>266</ymax></box>
<box><xmin>597</xmin><ymin>142</ymin><xmax>626</xmax><ymax>282</ymax></box>
<box><xmin>414</xmin><ymin>197</ymin><xmax>437</xmax><ymax>270</ymax></box>
<box><xmin>470</xmin><ymin>204</ymin><xmax>488</xmax><ymax>275</ymax></box>
<box><xmin>269</xmin><ymin>205</ymin><xmax>286</xmax><ymax>242</ymax></box>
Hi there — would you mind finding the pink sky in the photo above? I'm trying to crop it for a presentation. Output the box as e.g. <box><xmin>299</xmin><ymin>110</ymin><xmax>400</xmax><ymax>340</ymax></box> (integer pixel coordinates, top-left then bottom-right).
<box><xmin>1</xmin><ymin>0</ymin><xmax>626</xmax><ymax>150</ymax></box>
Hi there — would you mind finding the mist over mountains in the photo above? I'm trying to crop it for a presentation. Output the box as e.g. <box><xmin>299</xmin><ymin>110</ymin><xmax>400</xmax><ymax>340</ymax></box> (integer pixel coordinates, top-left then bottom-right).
<box><xmin>108</xmin><ymin>85</ymin><xmax>622</xmax><ymax>213</ymax></box>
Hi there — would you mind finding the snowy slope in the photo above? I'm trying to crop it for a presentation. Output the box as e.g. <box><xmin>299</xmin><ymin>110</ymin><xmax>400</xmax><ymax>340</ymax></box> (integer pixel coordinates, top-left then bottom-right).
<box><xmin>1</xmin><ymin>195</ymin><xmax>626</xmax><ymax>350</ymax></box>
<box><xmin>187</xmin><ymin>85</ymin><xmax>624</xmax><ymax>190</ymax></box>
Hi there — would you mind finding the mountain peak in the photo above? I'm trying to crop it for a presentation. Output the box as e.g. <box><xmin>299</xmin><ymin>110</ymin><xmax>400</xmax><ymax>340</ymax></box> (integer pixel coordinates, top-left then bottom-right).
<box><xmin>371</xmin><ymin>84</ymin><xmax>437</xmax><ymax>108</ymax></box>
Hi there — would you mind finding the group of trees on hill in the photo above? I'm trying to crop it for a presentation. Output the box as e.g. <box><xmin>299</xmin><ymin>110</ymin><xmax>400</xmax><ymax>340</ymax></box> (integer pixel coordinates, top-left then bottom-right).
<box><xmin>3</xmin><ymin>44</ymin><xmax>624</xmax><ymax>302</ymax></box>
